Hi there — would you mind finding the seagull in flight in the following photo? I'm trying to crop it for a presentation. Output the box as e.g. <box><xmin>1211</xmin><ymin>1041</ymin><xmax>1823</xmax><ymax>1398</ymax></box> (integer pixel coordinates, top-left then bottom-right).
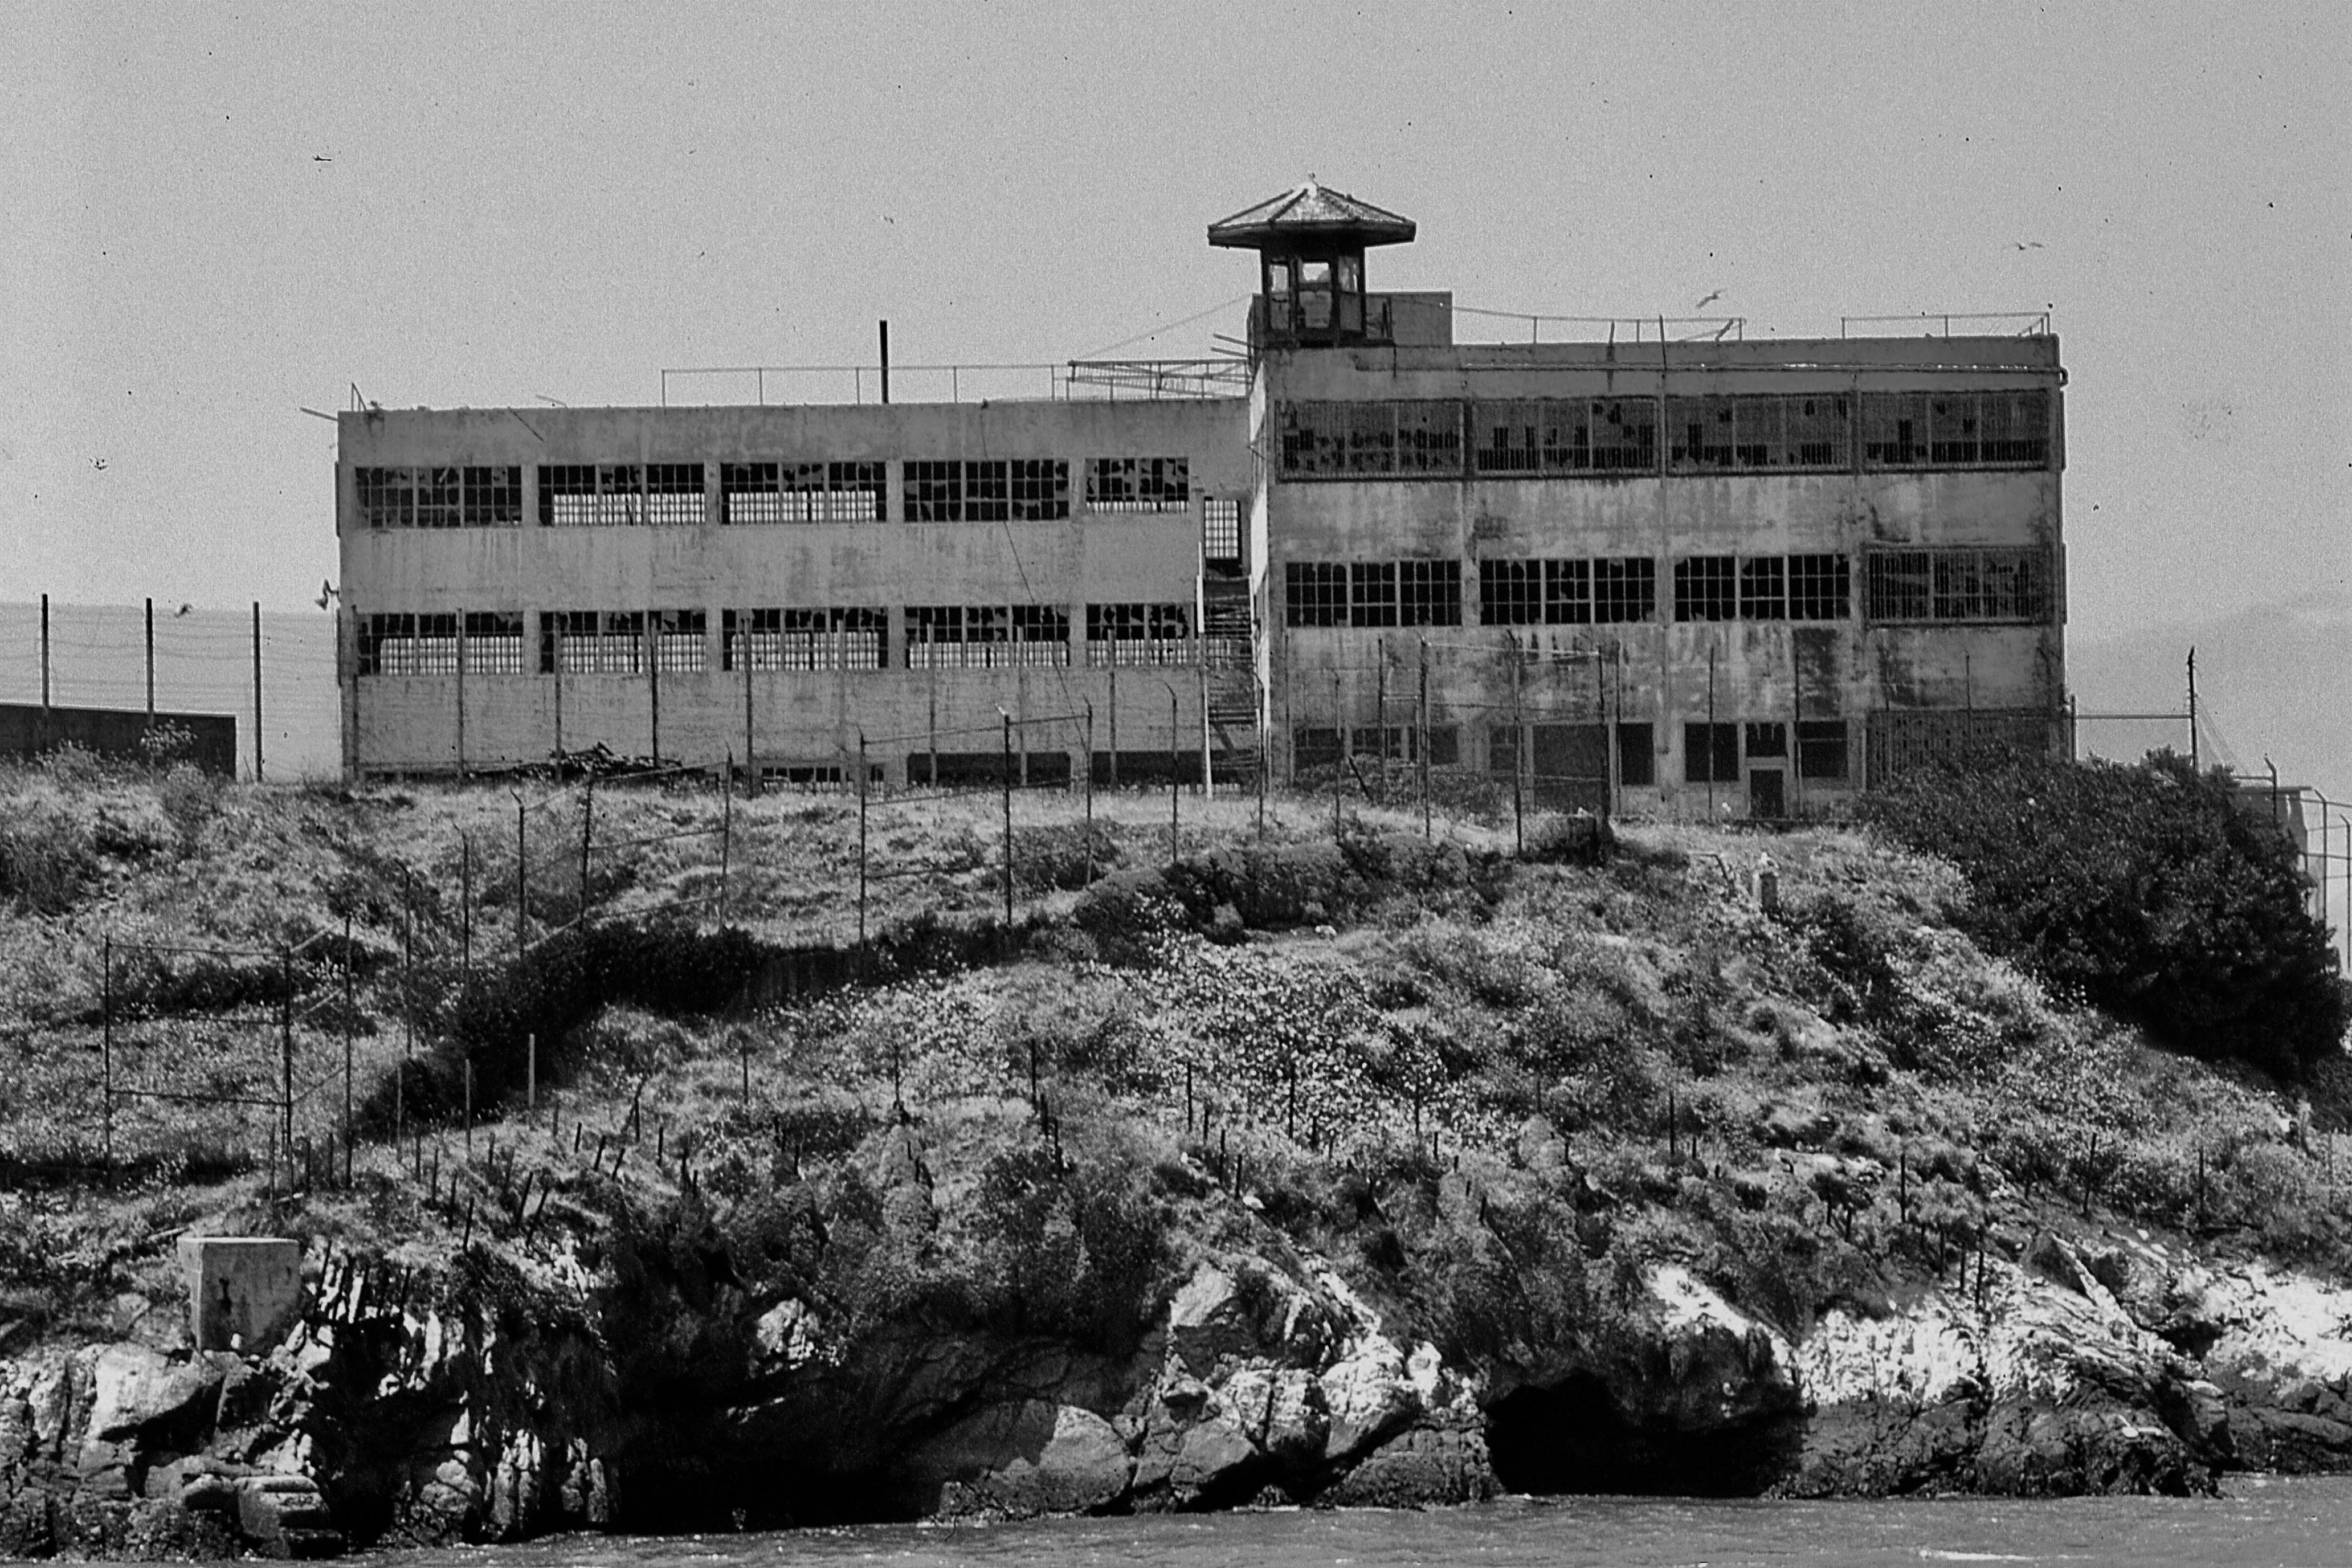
<box><xmin>315</xmin><ymin>579</ymin><xmax>339</xmax><ymax>611</ymax></box>
<box><xmin>175</xmin><ymin>603</ymin><xmax>191</xmax><ymax>616</ymax></box>
<box><xmin>1693</xmin><ymin>288</ymin><xmax>1725</xmax><ymax>310</ymax></box>
<box><xmin>2013</xmin><ymin>240</ymin><xmax>2045</xmax><ymax>251</ymax></box>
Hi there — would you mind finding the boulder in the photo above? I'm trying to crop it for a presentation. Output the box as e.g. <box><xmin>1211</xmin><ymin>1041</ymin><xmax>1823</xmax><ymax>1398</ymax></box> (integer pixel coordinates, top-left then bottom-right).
<box><xmin>236</xmin><ymin>1474</ymin><xmax>343</xmax><ymax>1557</ymax></box>
<box><xmin>1321</xmin><ymin>1427</ymin><xmax>1494</xmax><ymax>1508</ymax></box>
<box><xmin>917</xmin><ymin>1400</ymin><xmax>1132</xmax><ymax>1519</ymax></box>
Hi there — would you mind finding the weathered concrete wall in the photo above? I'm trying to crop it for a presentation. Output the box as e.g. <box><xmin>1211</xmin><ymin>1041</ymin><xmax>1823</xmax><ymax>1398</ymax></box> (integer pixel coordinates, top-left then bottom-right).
<box><xmin>177</xmin><ymin>1237</ymin><xmax>303</xmax><ymax>1353</ymax></box>
<box><xmin>339</xmin><ymin>400</ymin><xmax>1249</xmax><ymax>779</ymax></box>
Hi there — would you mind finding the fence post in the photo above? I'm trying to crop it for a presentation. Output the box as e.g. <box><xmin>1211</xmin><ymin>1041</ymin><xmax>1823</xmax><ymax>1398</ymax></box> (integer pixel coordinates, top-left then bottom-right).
<box><xmin>101</xmin><ymin>933</ymin><xmax>113</xmax><ymax>1169</ymax></box>
<box><xmin>1332</xmin><ymin>671</ymin><xmax>1343</xmax><ymax>839</ymax></box>
<box><xmin>280</xmin><ymin>945</ymin><xmax>294</xmax><ymax>1190</ymax></box>
<box><xmin>742</xmin><ymin>626</ymin><xmax>757</xmax><ymax>797</ymax></box>
<box><xmin>1167</xmin><ymin>685</ymin><xmax>1181</xmax><ymax>866</ymax></box>
<box><xmin>342</xmin><ymin>911</ymin><xmax>355</xmax><ymax>1186</ymax></box>
<box><xmin>1509</xmin><ymin>633</ymin><xmax>1525</xmax><ymax>855</ymax></box>
<box><xmin>1001</xmin><ymin>711</ymin><xmax>1016</xmax><ymax>928</ymax></box>
<box><xmin>857</xmin><ymin>731</ymin><xmax>870</xmax><ymax>950</ymax></box>
<box><xmin>1418</xmin><ymin>637</ymin><xmax>1431</xmax><ymax>840</ymax></box>
<box><xmin>1108</xmin><ymin>664</ymin><xmax>1118</xmax><ymax>789</ymax></box>
<box><xmin>579</xmin><ymin>775</ymin><xmax>595</xmax><ymax>918</ymax></box>
<box><xmin>514</xmin><ymin>793</ymin><xmax>527</xmax><ymax>958</ymax></box>
<box><xmin>1199</xmin><ymin>663</ymin><xmax>1214</xmax><ymax>803</ymax></box>
<box><xmin>252</xmin><ymin>602</ymin><xmax>265</xmax><ymax>783</ymax></box>
<box><xmin>528</xmin><ymin>1032</ymin><xmax>537</xmax><ymax>1114</ymax></box>
<box><xmin>1375</xmin><ymin>641</ymin><xmax>1388</xmax><ymax>806</ymax></box>
<box><xmin>1083</xmin><ymin>702</ymin><xmax>1096</xmax><ymax>885</ymax></box>
<box><xmin>460</xmin><ymin>833</ymin><xmax>473</xmax><ymax>982</ymax></box>
<box><xmin>464</xmin><ymin>1059</ymin><xmax>473</xmax><ymax>1159</ymax></box>
<box><xmin>399</xmin><ymin>870</ymin><xmax>412</xmax><ymax>1144</ymax></box>
<box><xmin>720</xmin><ymin>755</ymin><xmax>733</xmax><ymax>924</ymax></box>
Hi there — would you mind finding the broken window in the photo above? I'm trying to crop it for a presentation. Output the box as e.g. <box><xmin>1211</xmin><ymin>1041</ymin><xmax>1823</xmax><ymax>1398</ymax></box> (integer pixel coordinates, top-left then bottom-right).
<box><xmin>1011</xmin><ymin>604</ymin><xmax>1071</xmax><ymax>665</ymax></box>
<box><xmin>1284</xmin><ymin>563</ymin><xmax>1348</xmax><ymax>627</ymax></box>
<box><xmin>1009</xmin><ymin>460</ymin><xmax>1069</xmax><ymax>521</ymax></box>
<box><xmin>1745</xmin><ymin>721</ymin><xmax>1787</xmax><ymax>758</ymax></box>
<box><xmin>1616</xmin><ymin>722</ymin><xmax>1656</xmax><ymax>787</ymax></box>
<box><xmin>1787</xmin><ymin>553</ymin><xmax>1851</xmax><ymax>620</ymax></box>
<box><xmin>1398</xmin><ymin>560</ymin><xmax>1461</xmax><ymax>626</ymax></box>
<box><xmin>1589</xmin><ymin>398</ymin><xmax>1659</xmax><ymax>472</ymax></box>
<box><xmin>414</xmin><ymin>467</ymin><xmax>462</xmax><ymax>529</ymax></box>
<box><xmin>726</xmin><ymin>462</ymin><xmax>888</xmax><ymax>523</ymax></box>
<box><xmin>643</xmin><ymin>464</ymin><xmax>705</xmax><ymax>526</ymax></box>
<box><xmin>651</xmin><ymin>610</ymin><xmax>705</xmax><ymax>672</ymax></box>
<box><xmin>1861</xmin><ymin>389</ymin><xmax>2051</xmax><ymax>469</ymax></box>
<box><xmin>1203</xmin><ymin>497</ymin><xmax>1242</xmax><ymax>566</ymax></box>
<box><xmin>1684</xmin><ymin>722</ymin><xmax>1741</xmax><ymax>783</ymax></box>
<box><xmin>462</xmin><ymin>466</ymin><xmax>522</xmax><ymax>526</ymax></box>
<box><xmin>904</xmin><ymin>605</ymin><xmax>964</xmax><ymax>668</ymax></box>
<box><xmin>1594</xmin><ymin>557</ymin><xmax>1657</xmax><ymax>623</ymax></box>
<box><xmin>1543</xmin><ymin>560</ymin><xmax>1592</xmax><ymax>624</ymax></box>
<box><xmin>1738</xmin><ymin>557</ymin><xmax>1787</xmax><ymax>620</ymax></box>
<box><xmin>724</xmin><ymin>607</ymin><xmax>888</xmax><ymax>671</ymax></box>
<box><xmin>355</xmin><ymin>467</ymin><xmax>415</xmax><ymax>529</ymax></box>
<box><xmin>1479</xmin><ymin>560</ymin><xmax>1542</xmax><ymax>626</ymax></box>
<box><xmin>903</xmin><ymin>461</ymin><xmax>963</xmax><ymax>522</ymax></box>
<box><xmin>1085</xmin><ymin>602</ymin><xmax>1192</xmax><ymax>665</ymax></box>
<box><xmin>538</xmin><ymin>465</ymin><xmax>641</xmax><ymax>526</ymax></box>
<box><xmin>359</xmin><ymin>612</ymin><xmax>455</xmax><ymax>675</ymax></box>
<box><xmin>1276</xmin><ymin>401</ymin><xmax>1461</xmax><ymax>477</ymax></box>
<box><xmin>1865</xmin><ymin>548</ymin><xmax>2050</xmax><ymax>623</ymax></box>
<box><xmin>462</xmin><ymin>611</ymin><xmax>526</xmax><ymax>673</ymax></box>
<box><xmin>1350</xmin><ymin>562</ymin><xmax>1398</xmax><ymax>627</ymax></box>
<box><xmin>1086</xmin><ymin>458</ymin><xmax>1190</xmax><ymax>513</ymax></box>
<box><xmin>1798</xmin><ymin>720</ymin><xmax>1849</xmax><ymax>781</ymax></box>
<box><xmin>1673</xmin><ymin>556</ymin><xmax>1737</xmax><ymax>622</ymax></box>
<box><xmin>1666</xmin><ymin>395</ymin><xmax>1851</xmax><ymax>472</ymax></box>
<box><xmin>1467</xmin><ymin>398</ymin><xmax>1659</xmax><ymax>475</ymax></box>
<box><xmin>1488</xmin><ymin>723</ymin><xmax>1520</xmax><ymax>778</ymax></box>
<box><xmin>963</xmin><ymin>461</ymin><xmax>1012</xmax><ymax>522</ymax></box>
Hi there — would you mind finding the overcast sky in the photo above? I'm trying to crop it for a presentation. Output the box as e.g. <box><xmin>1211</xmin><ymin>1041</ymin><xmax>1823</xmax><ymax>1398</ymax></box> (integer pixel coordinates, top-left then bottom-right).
<box><xmin>5</xmin><ymin>1</ymin><xmax>2345</xmax><ymax>647</ymax></box>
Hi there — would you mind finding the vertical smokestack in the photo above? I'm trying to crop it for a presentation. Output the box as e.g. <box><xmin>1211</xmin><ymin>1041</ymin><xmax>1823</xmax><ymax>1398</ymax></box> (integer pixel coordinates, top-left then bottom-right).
<box><xmin>879</xmin><ymin>320</ymin><xmax>891</xmax><ymax>405</ymax></box>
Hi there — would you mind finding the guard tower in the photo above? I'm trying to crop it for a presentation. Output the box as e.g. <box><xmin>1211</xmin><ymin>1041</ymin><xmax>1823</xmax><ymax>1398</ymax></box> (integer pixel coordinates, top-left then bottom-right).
<box><xmin>1208</xmin><ymin>180</ymin><xmax>1416</xmax><ymax>348</ymax></box>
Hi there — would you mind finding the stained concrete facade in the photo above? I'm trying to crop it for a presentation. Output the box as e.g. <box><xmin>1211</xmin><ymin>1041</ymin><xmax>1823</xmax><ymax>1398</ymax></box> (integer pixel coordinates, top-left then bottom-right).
<box><xmin>336</xmin><ymin>185</ymin><xmax>2065</xmax><ymax>817</ymax></box>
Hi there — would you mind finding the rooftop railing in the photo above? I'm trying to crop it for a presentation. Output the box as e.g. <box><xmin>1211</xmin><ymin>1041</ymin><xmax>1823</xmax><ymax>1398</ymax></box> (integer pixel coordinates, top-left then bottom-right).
<box><xmin>659</xmin><ymin>358</ymin><xmax>1248</xmax><ymax>407</ymax></box>
<box><xmin>1841</xmin><ymin>311</ymin><xmax>2054</xmax><ymax>338</ymax></box>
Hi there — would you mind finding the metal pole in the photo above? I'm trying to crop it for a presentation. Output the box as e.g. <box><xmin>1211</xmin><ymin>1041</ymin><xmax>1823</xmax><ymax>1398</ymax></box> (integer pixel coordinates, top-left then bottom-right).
<box><xmin>252</xmin><ymin>602</ymin><xmax>264</xmax><ymax>782</ymax></box>
<box><xmin>460</xmin><ymin>833</ymin><xmax>473</xmax><ymax>982</ymax></box>
<box><xmin>1083</xmin><ymin>701</ymin><xmax>1096</xmax><ymax>884</ymax></box>
<box><xmin>857</xmin><ymin>731</ymin><xmax>870</xmax><ymax>948</ymax></box>
<box><xmin>720</xmin><ymin>754</ymin><xmax>733</xmax><ymax>923</ymax></box>
<box><xmin>1706</xmin><ymin>642</ymin><xmax>1718</xmax><ymax>821</ymax></box>
<box><xmin>1375</xmin><ymin>642</ymin><xmax>1389</xmax><ymax>806</ymax></box>
<box><xmin>1418</xmin><ymin>637</ymin><xmax>1431</xmax><ymax>840</ymax></box>
<box><xmin>553</xmin><ymin>623</ymin><xmax>565</xmax><ymax>762</ymax></box>
<box><xmin>580</xmin><ymin>776</ymin><xmax>594</xmax><ymax>915</ymax></box>
<box><xmin>528</xmin><ymin>1032</ymin><xmax>537</xmax><ymax>1114</ymax></box>
<box><xmin>400</xmin><ymin>869</ymin><xmax>412</xmax><ymax>1143</ymax></box>
<box><xmin>144</xmin><ymin>598</ymin><xmax>154</xmax><ymax>722</ymax></box>
<box><xmin>455</xmin><ymin>609</ymin><xmax>468</xmax><ymax>779</ymax></box>
<box><xmin>1256</xmin><ymin>675</ymin><xmax>1267</xmax><ymax>839</ymax></box>
<box><xmin>742</xmin><ymin>620</ymin><xmax>757</xmax><ymax>796</ymax></box>
<box><xmin>2187</xmin><ymin>647</ymin><xmax>2199</xmax><ymax>771</ymax></box>
<box><xmin>39</xmin><ymin>593</ymin><xmax>49</xmax><ymax>712</ymax></box>
<box><xmin>101</xmin><ymin>934</ymin><xmax>112</xmax><ymax>1166</ymax></box>
<box><xmin>1168</xmin><ymin>686</ymin><xmax>1181</xmax><ymax>865</ymax></box>
<box><xmin>648</xmin><ymin>610</ymin><xmax>662</xmax><ymax>765</ymax></box>
<box><xmin>342</xmin><ymin>910</ymin><xmax>354</xmax><ymax>1183</ymax></box>
<box><xmin>514</xmin><ymin>794</ymin><xmax>527</xmax><ymax>958</ymax></box>
<box><xmin>280</xmin><ymin>946</ymin><xmax>294</xmax><ymax>1182</ymax></box>
<box><xmin>1002</xmin><ymin>711</ymin><xmax>1016</xmax><ymax>926</ymax></box>
<box><xmin>1199</xmin><ymin>663</ymin><xmax>1214</xmax><ymax>803</ymax></box>
<box><xmin>1509</xmin><ymin>633</ymin><xmax>1524</xmax><ymax>854</ymax></box>
<box><xmin>879</xmin><ymin>319</ymin><xmax>891</xmax><ymax>405</ymax></box>
<box><xmin>1332</xmin><ymin>670</ymin><xmax>1344</xmax><ymax>836</ymax></box>
<box><xmin>1108</xmin><ymin>664</ymin><xmax>1119</xmax><ymax>788</ymax></box>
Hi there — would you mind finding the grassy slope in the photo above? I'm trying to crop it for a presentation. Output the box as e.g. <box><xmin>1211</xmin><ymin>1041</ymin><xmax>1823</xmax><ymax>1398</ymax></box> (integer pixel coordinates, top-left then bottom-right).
<box><xmin>2</xmin><ymin>752</ymin><xmax>2348</xmax><ymax>1385</ymax></box>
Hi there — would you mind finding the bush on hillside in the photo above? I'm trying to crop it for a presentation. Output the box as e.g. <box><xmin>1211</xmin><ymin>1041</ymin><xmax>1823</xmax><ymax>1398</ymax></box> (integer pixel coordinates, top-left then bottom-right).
<box><xmin>1863</xmin><ymin>748</ymin><xmax>2347</xmax><ymax>1078</ymax></box>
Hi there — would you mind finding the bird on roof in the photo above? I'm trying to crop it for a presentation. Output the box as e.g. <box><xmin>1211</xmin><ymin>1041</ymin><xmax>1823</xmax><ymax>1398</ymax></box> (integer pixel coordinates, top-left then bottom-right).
<box><xmin>315</xmin><ymin>580</ymin><xmax>338</xmax><ymax>611</ymax></box>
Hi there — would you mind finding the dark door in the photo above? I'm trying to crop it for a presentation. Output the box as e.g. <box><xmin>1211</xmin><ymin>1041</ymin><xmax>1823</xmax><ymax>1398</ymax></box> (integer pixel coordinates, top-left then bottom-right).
<box><xmin>1749</xmin><ymin>767</ymin><xmax>1786</xmax><ymax>820</ymax></box>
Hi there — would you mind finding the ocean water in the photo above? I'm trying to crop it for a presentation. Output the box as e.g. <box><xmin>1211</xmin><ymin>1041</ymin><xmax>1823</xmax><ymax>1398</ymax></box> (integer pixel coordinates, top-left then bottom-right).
<box><xmin>371</xmin><ymin>1480</ymin><xmax>2352</xmax><ymax>1568</ymax></box>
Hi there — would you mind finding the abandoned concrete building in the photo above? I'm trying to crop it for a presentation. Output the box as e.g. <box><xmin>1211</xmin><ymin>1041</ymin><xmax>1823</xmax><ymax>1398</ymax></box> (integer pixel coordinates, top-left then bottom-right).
<box><xmin>336</xmin><ymin>182</ymin><xmax>2066</xmax><ymax>816</ymax></box>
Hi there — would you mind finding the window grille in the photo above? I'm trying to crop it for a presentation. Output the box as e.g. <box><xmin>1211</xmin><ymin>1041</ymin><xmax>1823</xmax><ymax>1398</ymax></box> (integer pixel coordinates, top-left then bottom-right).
<box><xmin>1087</xmin><ymin>457</ymin><xmax>1190</xmax><ymax>512</ymax></box>
<box><xmin>1683</xmin><ymin>722</ymin><xmax>1741</xmax><ymax>783</ymax></box>
<box><xmin>1590</xmin><ymin>399</ymin><xmax>1659</xmax><ymax>472</ymax></box>
<box><xmin>725</xmin><ymin>607</ymin><xmax>887</xmax><ymax>671</ymax></box>
<box><xmin>648</xmin><ymin>609</ymin><xmax>705</xmax><ymax>672</ymax></box>
<box><xmin>1008</xmin><ymin>459</ymin><xmax>1070</xmax><ymax>520</ymax></box>
<box><xmin>1787</xmin><ymin>554</ymin><xmax>1850</xmax><ymax>621</ymax></box>
<box><xmin>355</xmin><ymin>467</ymin><xmax>415</xmax><ymax>529</ymax></box>
<box><xmin>1350</xmin><ymin>562</ymin><xmax>1397</xmax><ymax>627</ymax></box>
<box><xmin>1544</xmin><ymin>559</ymin><xmax>1593</xmax><ymax>624</ymax></box>
<box><xmin>1865</xmin><ymin>548</ymin><xmax>2049</xmax><ymax>623</ymax></box>
<box><xmin>1203</xmin><ymin>497</ymin><xmax>1242</xmax><ymax>564</ymax></box>
<box><xmin>539</xmin><ymin>464</ymin><xmax>642</xmax><ymax>526</ymax></box>
<box><xmin>728</xmin><ymin>461</ymin><xmax>888</xmax><ymax>523</ymax></box>
<box><xmin>1398</xmin><ymin>560</ymin><xmax>1461</xmax><ymax>626</ymax></box>
<box><xmin>1277</xmin><ymin>401</ymin><xmax>1462</xmax><ymax>477</ymax></box>
<box><xmin>903</xmin><ymin>461</ymin><xmax>963</xmax><ymax>522</ymax></box>
<box><xmin>413</xmin><ymin>467</ymin><xmax>462</xmax><ymax>529</ymax></box>
<box><xmin>1011</xmin><ymin>603</ymin><xmax>1071</xmax><ymax>665</ymax></box>
<box><xmin>462</xmin><ymin>466</ymin><xmax>522</xmax><ymax>526</ymax></box>
<box><xmin>643</xmin><ymin>464</ymin><xmax>706</xmax><ymax>526</ymax></box>
<box><xmin>1861</xmin><ymin>389</ymin><xmax>2050</xmax><ymax>469</ymax></box>
<box><xmin>535</xmin><ymin>611</ymin><xmax>646</xmax><ymax>673</ymax></box>
<box><xmin>462</xmin><ymin>611</ymin><xmax>526</xmax><ymax>673</ymax></box>
<box><xmin>1085</xmin><ymin>602</ymin><xmax>1192</xmax><ymax>665</ymax></box>
<box><xmin>1479</xmin><ymin>560</ymin><xmax>1542</xmax><ymax>626</ymax></box>
<box><xmin>1673</xmin><ymin>556</ymin><xmax>1737</xmax><ymax>622</ymax></box>
<box><xmin>360</xmin><ymin>611</ymin><xmax>461</xmax><ymax>675</ymax></box>
<box><xmin>1283</xmin><ymin>563</ymin><xmax>1349</xmax><ymax>627</ymax></box>
<box><xmin>908</xmin><ymin>605</ymin><xmax>1035</xmax><ymax>669</ymax></box>
<box><xmin>1738</xmin><ymin>557</ymin><xmax>1786</xmax><ymax>620</ymax></box>
<box><xmin>1594</xmin><ymin>557</ymin><xmax>1657</xmax><ymax>623</ymax></box>
<box><xmin>1666</xmin><ymin>395</ymin><xmax>1851</xmax><ymax>472</ymax></box>
<box><xmin>964</xmin><ymin>460</ymin><xmax>1011</xmax><ymax>522</ymax></box>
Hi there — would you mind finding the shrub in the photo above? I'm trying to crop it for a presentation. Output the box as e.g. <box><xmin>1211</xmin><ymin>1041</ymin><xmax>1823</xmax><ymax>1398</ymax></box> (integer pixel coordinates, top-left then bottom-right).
<box><xmin>1864</xmin><ymin>749</ymin><xmax>2349</xmax><ymax>1079</ymax></box>
<box><xmin>0</xmin><ymin>798</ymin><xmax>95</xmax><ymax>913</ymax></box>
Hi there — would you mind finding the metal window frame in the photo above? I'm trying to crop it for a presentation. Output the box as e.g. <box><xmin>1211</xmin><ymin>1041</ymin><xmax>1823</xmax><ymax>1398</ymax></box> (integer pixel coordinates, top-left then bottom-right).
<box><xmin>1673</xmin><ymin>556</ymin><xmax>1737</xmax><ymax>622</ymax></box>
